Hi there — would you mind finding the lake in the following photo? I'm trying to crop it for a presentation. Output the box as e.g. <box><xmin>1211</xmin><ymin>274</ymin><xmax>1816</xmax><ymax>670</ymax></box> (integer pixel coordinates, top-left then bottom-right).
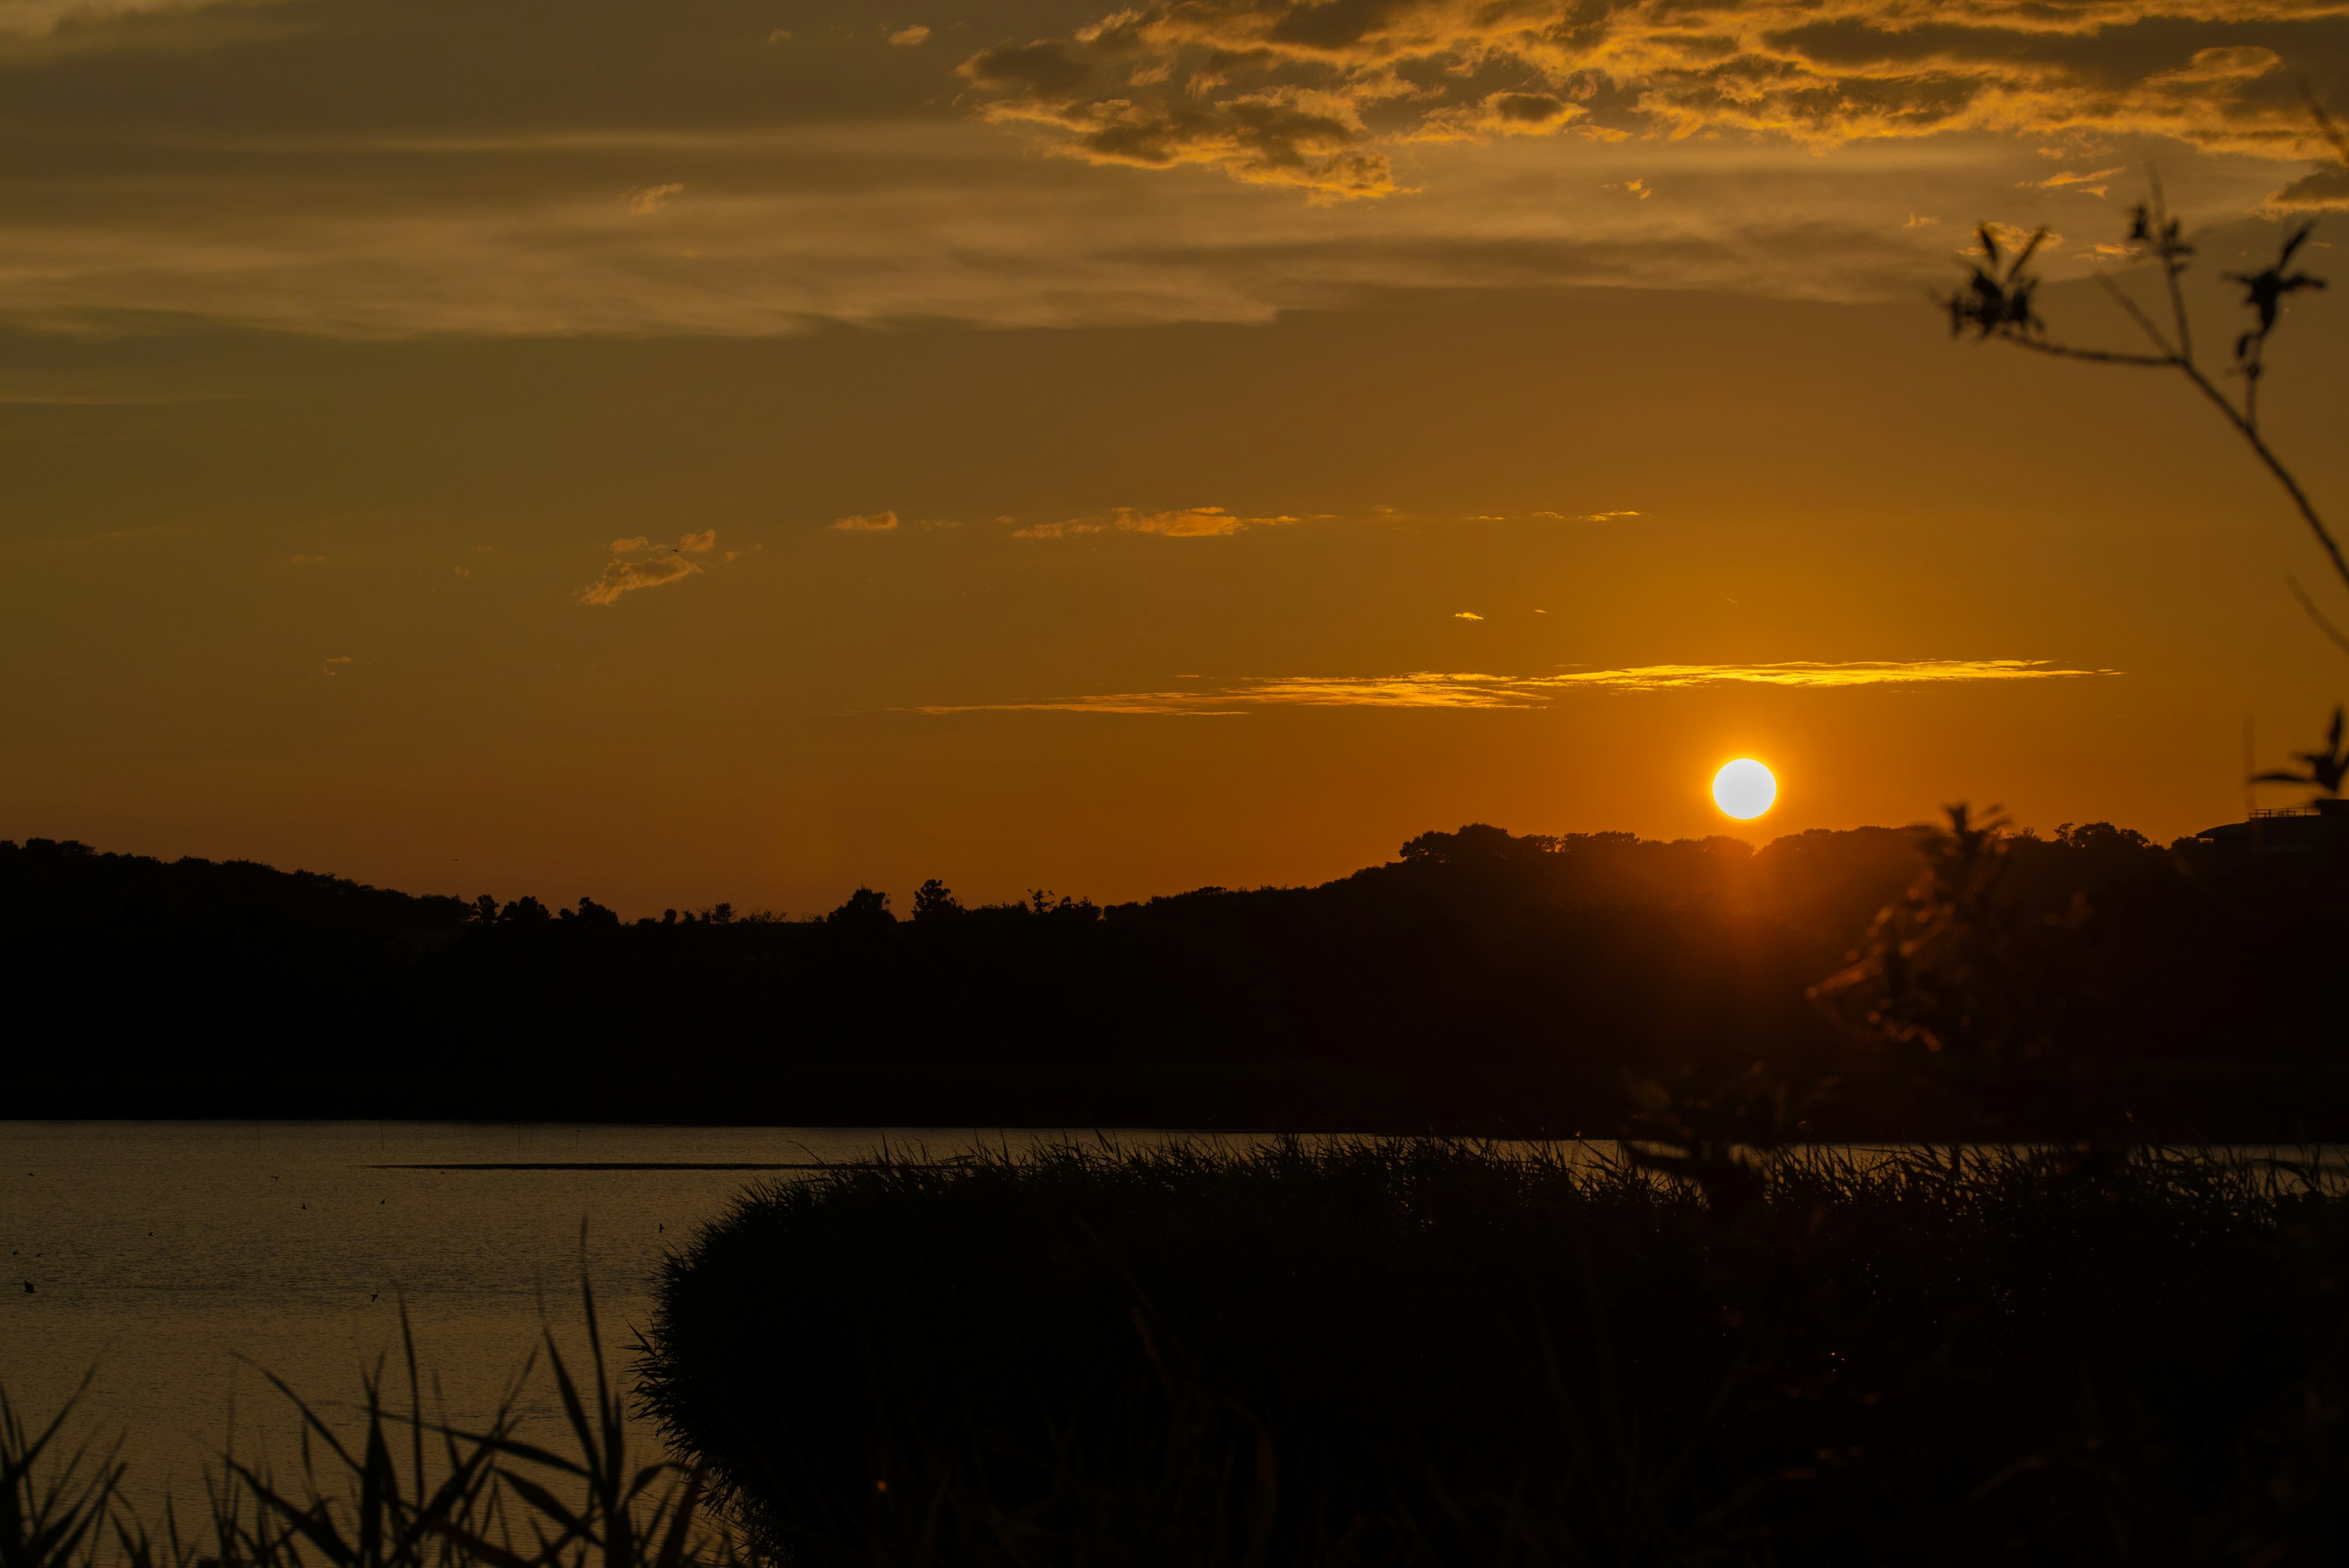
<box><xmin>0</xmin><ymin>1120</ymin><xmax>1180</xmax><ymax>1518</ymax></box>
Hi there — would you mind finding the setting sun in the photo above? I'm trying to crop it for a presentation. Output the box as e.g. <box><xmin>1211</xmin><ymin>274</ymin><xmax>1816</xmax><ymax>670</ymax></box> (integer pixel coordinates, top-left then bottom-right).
<box><xmin>1712</xmin><ymin>759</ymin><xmax>1778</xmax><ymax>820</ymax></box>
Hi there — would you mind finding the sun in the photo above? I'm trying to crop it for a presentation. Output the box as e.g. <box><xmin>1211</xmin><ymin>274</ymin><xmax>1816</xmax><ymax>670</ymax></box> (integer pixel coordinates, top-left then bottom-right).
<box><xmin>1712</xmin><ymin>758</ymin><xmax>1777</xmax><ymax>820</ymax></box>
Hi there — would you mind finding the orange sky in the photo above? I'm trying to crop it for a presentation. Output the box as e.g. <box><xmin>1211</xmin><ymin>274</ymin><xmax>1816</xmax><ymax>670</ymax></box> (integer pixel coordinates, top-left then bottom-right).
<box><xmin>3</xmin><ymin>0</ymin><xmax>2347</xmax><ymax>915</ymax></box>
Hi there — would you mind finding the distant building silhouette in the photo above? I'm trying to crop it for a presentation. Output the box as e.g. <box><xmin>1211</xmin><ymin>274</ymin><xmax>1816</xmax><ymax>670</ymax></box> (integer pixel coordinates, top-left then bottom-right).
<box><xmin>2194</xmin><ymin>800</ymin><xmax>2349</xmax><ymax>859</ymax></box>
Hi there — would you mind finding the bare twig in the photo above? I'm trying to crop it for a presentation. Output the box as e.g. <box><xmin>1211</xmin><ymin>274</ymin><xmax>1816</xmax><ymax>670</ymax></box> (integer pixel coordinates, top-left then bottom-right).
<box><xmin>2286</xmin><ymin>576</ymin><xmax>2349</xmax><ymax>659</ymax></box>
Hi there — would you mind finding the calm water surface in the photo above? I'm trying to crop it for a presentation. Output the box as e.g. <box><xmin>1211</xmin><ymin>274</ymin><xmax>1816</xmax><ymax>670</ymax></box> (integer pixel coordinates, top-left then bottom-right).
<box><xmin>0</xmin><ymin>1121</ymin><xmax>1167</xmax><ymax>1515</ymax></box>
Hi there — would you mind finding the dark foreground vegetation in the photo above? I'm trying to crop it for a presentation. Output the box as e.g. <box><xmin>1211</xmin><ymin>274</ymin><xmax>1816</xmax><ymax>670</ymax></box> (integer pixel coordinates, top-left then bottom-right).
<box><xmin>4</xmin><ymin>1283</ymin><xmax>726</xmax><ymax>1568</ymax></box>
<box><xmin>644</xmin><ymin>1138</ymin><xmax>2349</xmax><ymax>1567</ymax></box>
<box><xmin>6</xmin><ymin>815</ymin><xmax>2348</xmax><ymax>1135</ymax></box>
<box><xmin>12</xmin><ymin>1138</ymin><xmax>2345</xmax><ymax>1567</ymax></box>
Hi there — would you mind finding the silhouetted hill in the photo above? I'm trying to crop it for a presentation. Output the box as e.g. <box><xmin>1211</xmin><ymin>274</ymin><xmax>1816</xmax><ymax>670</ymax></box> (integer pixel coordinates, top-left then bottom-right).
<box><xmin>4</xmin><ymin>822</ymin><xmax>2344</xmax><ymax>1132</ymax></box>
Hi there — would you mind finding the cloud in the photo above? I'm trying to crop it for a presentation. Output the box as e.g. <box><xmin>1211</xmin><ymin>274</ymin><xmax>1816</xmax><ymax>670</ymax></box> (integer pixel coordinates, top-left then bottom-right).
<box><xmin>2266</xmin><ymin>164</ymin><xmax>2349</xmax><ymax>211</ymax></box>
<box><xmin>1410</xmin><ymin>89</ymin><xmax>1582</xmax><ymax>144</ymax></box>
<box><xmin>1605</xmin><ymin>179</ymin><xmax>1653</xmax><ymax>201</ymax></box>
<box><xmin>888</xmin><ymin>23</ymin><xmax>929</xmax><ymax>46</ymax></box>
<box><xmin>626</xmin><ymin>182</ymin><xmax>683</xmax><ymax>214</ymax></box>
<box><xmin>917</xmin><ymin>659</ymin><xmax>2120</xmax><ymax>712</ymax></box>
<box><xmin>0</xmin><ymin>0</ymin><xmax>251</xmax><ymax>39</ymax></box>
<box><xmin>579</xmin><ymin>554</ymin><xmax>701</xmax><ymax>605</ymax></box>
<box><xmin>4</xmin><ymin>5</ymin><xmax>2333</xmax><ymax>340</ymax></box>
<box><xmin>1012</xmin><ymin>505</ymin><xmax>1297</xmax><ymax>539</ymax></box>
<box><xmin>831</xmin><ymin>510</ymin><xmax>900</xmax><ymax>531</ymax></box>
<box><xmin>957</xmin><ymin>0</ymin><xmax>2348</xmax><ymax>199</ymax></box>
<box><xmin>1453</xmin><ymin>611</ymin><xmax>1483</xmax><ymax>620</ymax></box>
<box><xmin>579</xmin><ymin>531</ymin><xmax>717</xmax><ymax>604</ymax></box>
<box><xmin>321</xmin><ymin>654</ymin><xmax>351</xmax><ymax>675</ymax></box>
<box><xmin>1532</xmin><ymin>509</ymin><xmax>1640</xmax><ymax>522</ymax></box>
<box><xmin>2025</xmin><ymin>166</ymin><xmax>2126</xmax><ymax>193</ymax></box>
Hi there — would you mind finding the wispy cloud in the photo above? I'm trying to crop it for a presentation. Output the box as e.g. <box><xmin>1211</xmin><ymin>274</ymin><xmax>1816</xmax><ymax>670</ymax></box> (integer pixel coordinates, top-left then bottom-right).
<box><xmin>578</xmin><ymin>530</ymin><xmax>717</xmax><ymax>605</ymax></box>
<box><xmin>887</xmin><ymin>23</ymin><xmax>929</xmax><ymax>46</ymax></box>
<box><xmin>2025</xmin><ymin>167</ymin><xmax>2126</xmax><ymax>195</ymax></box>
<box><xmin>1011</xmin><ymin>505</ymin><xmax>1297</xmax><ymax>539</ymax></box>
<box><xmin>4</xmin><ymin>4</ymin><xmax>2326</xmax><ymax>339</ymax></box>
<box><xmin>917</xmin><ymin>660</ymin><xmax>2118</xmax><ymax>713</ymax></box>
<box><xmin>831</xmin><ymin>510</ymin><xmax>900</xmax><ymax>532</ymax></box>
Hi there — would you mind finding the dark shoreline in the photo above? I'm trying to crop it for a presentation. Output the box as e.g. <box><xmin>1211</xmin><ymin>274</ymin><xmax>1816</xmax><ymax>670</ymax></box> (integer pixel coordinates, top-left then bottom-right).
<box><xmin>14</xmin><ymin>1058</ymin><xmax>2349</xmax><ymax>1140</ymax></box>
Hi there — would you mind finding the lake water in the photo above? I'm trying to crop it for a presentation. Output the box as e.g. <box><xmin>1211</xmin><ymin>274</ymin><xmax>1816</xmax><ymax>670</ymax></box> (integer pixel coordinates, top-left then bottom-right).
<box><xmin>0</xmin><ymin>1121</ymin><xmax>1176</xmax><ymax>1520</ymax></box>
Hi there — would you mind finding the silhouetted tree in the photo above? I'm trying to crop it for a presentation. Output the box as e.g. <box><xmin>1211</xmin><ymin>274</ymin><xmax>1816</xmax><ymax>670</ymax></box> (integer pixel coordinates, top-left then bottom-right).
<box><xmin>911</xmin><ymin>879</ymin><xmax>963</xmax><ymax>923</ymax></box>
<box><xmin>827</xmin><ymin>887</ymin><xmax>895</xmax><ymax>929</ymax></box>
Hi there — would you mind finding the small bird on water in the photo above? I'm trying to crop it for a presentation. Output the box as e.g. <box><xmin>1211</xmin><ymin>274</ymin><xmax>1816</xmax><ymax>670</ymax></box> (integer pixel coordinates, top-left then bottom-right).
<box><xmin>20</xmin><ymin>1281</ymin><xmax>31</xmax><ymax>1294</ymax></box>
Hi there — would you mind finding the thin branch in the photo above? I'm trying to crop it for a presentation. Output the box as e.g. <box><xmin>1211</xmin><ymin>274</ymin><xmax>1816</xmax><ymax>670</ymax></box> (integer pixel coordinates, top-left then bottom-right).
<box><xmin>2149</xmin><ymin>171</ymin><xmax>2194</xmax><ymax>365</ymax></box>
<box><xmin>2287</xmin><ymin>575</ymin><xmax>2349</xmax><ymax>659</ymax></box>
<box><xmin>2307</xmin><ymin>85</ymin><xmax>2349</xmax><ymax>166</ymax></box>
<box><xmin>1998</xmin><ymin>333</ymin><xmax>2170</xmax><ymax>369</ymax></box>
<box><xmin>2170</xmin><ymin>357</ymin><xmax>2349</xmax><ymax>599</ymax></box>
<box><xmin>2095</xmin><ymin>275</ymin><xmax>2177</xmax><ymax>359</ymax></box>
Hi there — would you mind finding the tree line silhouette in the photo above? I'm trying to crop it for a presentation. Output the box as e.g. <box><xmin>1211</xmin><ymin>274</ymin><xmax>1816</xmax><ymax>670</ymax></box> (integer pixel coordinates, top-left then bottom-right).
<box><xmin>5</xmin><ymin>816</ymin><xmax>2343</xmax><ymax>1133</ymax></box>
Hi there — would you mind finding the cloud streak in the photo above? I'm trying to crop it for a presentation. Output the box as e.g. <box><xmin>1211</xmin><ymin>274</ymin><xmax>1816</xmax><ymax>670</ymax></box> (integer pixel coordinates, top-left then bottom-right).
<box><xmin>962</xmin><ymin>1</ymin><xmax>2349</xmax><ymax>198</ymax></box>
<box><xmin>2</xmin><ymin>2</ymin><xmax>2334</xmax><ymax>337</ymax></box>
<box><xmin>1011</xmin><ymin>506</ymin><xmax>1299</xmax><ymax>538</ymax></box>
<box><xmin>917</xmin><ymin>660</ymin><xmax>2119</xmax><ymax>713</ymax></box>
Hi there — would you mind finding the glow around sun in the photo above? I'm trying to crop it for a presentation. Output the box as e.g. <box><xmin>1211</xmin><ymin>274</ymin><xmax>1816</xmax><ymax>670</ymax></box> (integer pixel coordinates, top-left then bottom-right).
<box><xmin>1712</xmin><ymin>759</ymin><xmax>1777</xmax><ymax>820</ymax></box>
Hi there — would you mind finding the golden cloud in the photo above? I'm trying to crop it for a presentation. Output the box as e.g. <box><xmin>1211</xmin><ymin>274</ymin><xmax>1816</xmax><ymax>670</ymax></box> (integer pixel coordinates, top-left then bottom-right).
<box><xmin>960</xmin><ymin>1</ymin><xmax>2349</xmax><ymax>198</ymax></box>
<box><xmin>831</xmin><ymin>510</ymin><xmax>901</xmax><ymax>532</ymax></box>
<box><xmin>625</xmin><ymin>182</ymin><xmax>683</xmax><ymax>214</ymax></box>
<box><xmin>1011</xmin><ymin>505</ymin><xmax>1298</xmax><ymax>538</ymax></box>
<box><xmin>579</xmin><ymin>531</ymin><xmax>717</xmax><ymax>604</ymax></box>
<box><xmin>918</xmin><ymin>659</ymin><xmax>2118</xmax><ymax>712</ymax></box>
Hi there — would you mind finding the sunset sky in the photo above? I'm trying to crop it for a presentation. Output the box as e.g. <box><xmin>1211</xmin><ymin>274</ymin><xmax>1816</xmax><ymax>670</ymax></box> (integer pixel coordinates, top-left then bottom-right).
<box><xmin>5</xmin><ymin>0</ymin><xmax>2348</xmax><ymax>915</ymax></box>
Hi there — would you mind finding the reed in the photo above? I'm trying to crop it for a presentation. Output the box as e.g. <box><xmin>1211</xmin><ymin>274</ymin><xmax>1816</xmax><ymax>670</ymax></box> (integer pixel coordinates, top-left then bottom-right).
<box><xmin>12</xmin><ymin>1142</ymin><xmax>2346</xmax><ymax>1565</ymax></box>
<box><xmin>642</xmin><ymin>1137</ymin><xmax>2349</xmax><ymax>1566</ymax></box>
<box><xmin>2</xmin><ymin>1287</ymin><xmax>723</xmax><ymax>1568</ymax></box>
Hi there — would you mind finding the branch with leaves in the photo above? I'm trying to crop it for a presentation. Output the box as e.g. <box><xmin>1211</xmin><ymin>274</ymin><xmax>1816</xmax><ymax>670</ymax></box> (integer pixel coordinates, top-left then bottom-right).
<box><xmin>1947</xmin><ymin>186</ymin><xmax>2339</xmax><ymax>616</ymax></box>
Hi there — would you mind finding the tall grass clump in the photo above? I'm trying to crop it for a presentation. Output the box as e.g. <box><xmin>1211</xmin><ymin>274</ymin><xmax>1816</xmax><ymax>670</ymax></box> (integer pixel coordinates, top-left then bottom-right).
<box><xmin>2</xmin><ymin>1287</ymin><xmax>722</xmax><ymax>1568</ymax></box>
<box><xmin>3</xmin><ymin>1377</ymin><xmax>121</xmax><ymax>1568</ymax></box>
<box><xmin>643</xmin><ymin>1137</ymin><xmax>2349</xmax><ymax>1566</ymax></box>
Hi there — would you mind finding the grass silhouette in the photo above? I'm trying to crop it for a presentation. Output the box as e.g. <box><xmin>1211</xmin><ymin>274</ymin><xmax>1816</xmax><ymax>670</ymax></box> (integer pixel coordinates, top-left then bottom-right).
<box><xmin>5</xmin><ymin>1289</ymin><xmax>722</xmax><ymax>1568</ymax></box>
<box><xmin>643</xmin><ymin>1137</ymin><xmax>2349</xmax><ymax>1566</ymax></box>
